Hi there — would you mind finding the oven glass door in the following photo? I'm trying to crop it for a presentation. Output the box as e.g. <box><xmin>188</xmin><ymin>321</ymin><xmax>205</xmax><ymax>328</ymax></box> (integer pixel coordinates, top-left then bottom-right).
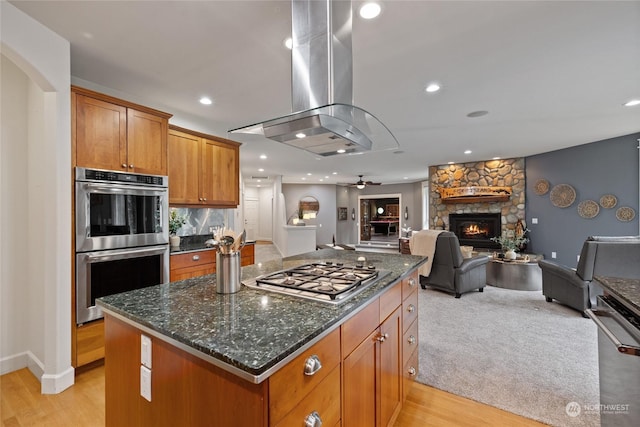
<box><xmin>76</xmin><ymin>245</ymin><xmax>169</xmax><ymax>324</ymax></box>
<box><xmin>76</xmin><ymin>181</ymin><xmax>168</xmax><ymax>251</ymax></box>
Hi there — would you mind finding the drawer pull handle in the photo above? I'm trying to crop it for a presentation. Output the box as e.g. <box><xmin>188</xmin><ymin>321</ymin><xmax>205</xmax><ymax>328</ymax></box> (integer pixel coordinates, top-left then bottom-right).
<box><xmin>129</xmin><ymin>164</ymin><xmax>134</xmax><ymax>168</ymax></box>
<box><xmin>407</xmin><ymin>304</ymin><xmax>415</xmax><ymax>313</ymax></box>
<box><xmin>192</xmin><ymin>255</ymin><xmax>200</xmax><ymax>261</ymax></box>
<box><xmin>304</xmin><ymin>411</ymin><xmax>322</xmax><ymax>427</ymax></box>
<box><xmin>376</xmin><ymin>333</ymin><xmax>389</xmax><ymax>343</ymax></box>
<box><xmin>121</xmin><ymin>163</ymin><xmax>127</xmax><ymax>168</ymax></box>
<box><xmin>408</xmin><ymin>335</ymin><xmax>416</xmax><ymax>345</ymax></box>
<box><xmin>408</xmin><ymin>366</ymin><xmax>417</xmax><ymax>377</ymax></box>
<box><xmin>303</xmin><ymin>355</ymin><xmax>322</xmax><ymax>376</ymax></box>
<box><xmin>408</xmin><ymin>278</ymin><xmax>416</xmax><ymax>287</ymax></box>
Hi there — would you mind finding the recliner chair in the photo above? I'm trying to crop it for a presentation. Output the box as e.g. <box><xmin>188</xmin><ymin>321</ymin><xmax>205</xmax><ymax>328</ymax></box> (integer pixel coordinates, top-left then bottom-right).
<box><xmin>417</xmin><ymin>231</ymin><xmax>489</xmax><ymax>298</ymax></box>
<box><xmin>538</xmin><ymin>235</ymin><xmax>640</xmax><ymax>317</ymax></box>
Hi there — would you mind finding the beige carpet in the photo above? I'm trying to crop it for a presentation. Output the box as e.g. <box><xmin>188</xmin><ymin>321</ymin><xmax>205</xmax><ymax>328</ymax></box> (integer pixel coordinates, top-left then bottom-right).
<box><xmin>416</xmin><ymin>286</ymin><xmax>600</xmax><ymax>427</ymax></box>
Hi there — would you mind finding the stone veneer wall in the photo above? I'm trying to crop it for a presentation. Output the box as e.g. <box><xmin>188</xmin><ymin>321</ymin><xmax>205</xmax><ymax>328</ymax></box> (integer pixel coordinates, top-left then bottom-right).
<box><xmin>429</xmin><ymin>158</ymin><xmax>526</xmax><ymax>234</ymax></box>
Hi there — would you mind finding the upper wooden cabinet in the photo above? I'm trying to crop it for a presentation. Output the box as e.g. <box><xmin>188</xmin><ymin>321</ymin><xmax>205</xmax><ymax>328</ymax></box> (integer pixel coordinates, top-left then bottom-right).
<box><xmin>72</xmin><ymin>86</ymin><xmax>171</xmax><ymax>175</ymax></box>
<box><xmin>168</xmin><ymin>125</ymin><xmax>240</xmax><ymax>207</ymax></box>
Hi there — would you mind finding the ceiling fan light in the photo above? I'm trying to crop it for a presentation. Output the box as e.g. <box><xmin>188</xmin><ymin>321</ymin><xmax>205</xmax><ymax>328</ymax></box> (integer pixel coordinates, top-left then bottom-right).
<box><xmin>356</xmin><ymin>183</ymin><xmax>365</xmax><ymax>189</ymax></box>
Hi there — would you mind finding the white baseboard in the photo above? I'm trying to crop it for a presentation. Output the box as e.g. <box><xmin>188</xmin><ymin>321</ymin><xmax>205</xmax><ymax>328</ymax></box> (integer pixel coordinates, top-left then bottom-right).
<box><xmin>41</xmin><ymin>366</ymin><xmax>75</xmax><ymax>394</ymax></box>
<box><xmin>0</xmin><ymin>351</ymin><xmax>29</xmax><ymax>375</ymax></box>
<box><xmin>1</xmin><ymin>351</ymin><xmax>74</xmax><ymax>394</ymax></box>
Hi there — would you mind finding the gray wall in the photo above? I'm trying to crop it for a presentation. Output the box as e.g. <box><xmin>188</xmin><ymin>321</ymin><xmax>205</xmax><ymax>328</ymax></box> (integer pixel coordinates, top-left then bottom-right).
<box><xmin>282</xmin><ymin>183</ymin><xmax>337</xmax><ymax>245</ymax></box>
<box><xmin>526</xmin><ymin>133</ymin><xmax>639</xmax><ymax>266</ymax></box>
<box><xmin>283</xmin><ymin>181</ymin><xmax>422</xmax><ymax>245</ymax></box>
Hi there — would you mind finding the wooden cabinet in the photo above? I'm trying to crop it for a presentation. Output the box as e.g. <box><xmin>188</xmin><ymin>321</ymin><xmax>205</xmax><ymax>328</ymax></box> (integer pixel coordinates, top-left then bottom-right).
<box><xmin>75</xmin><ymin>319</ymin><xmax>105</xmax><ymax>367</ymax></box>
<box><xmin>168</xmin><ymin>125</ymin><xmax>240</xmax><ymax>207</ymax></box>
<box><xmin>399</xmin><ymin>238</ymin><xmax>411</xmax><ymax>254</ymax></box>
<box><xmin>343</xmin><ymin>281</ymin><xmax>403</xmax><ymax>427</ymax></box>
<box><xmin>169</xmin><ymin>244</ymin><xmax>255</xmax><ymax>282</ymax></box>
<box><xmin>103</xmin><ymin>267</ymin><xmax>419</xmax><ymax>427</ymax></box>
<box><xmin>241</xmin><ymin>243</ymin><xmax>255</xmax><ymax>266</ymax></box>
<box><xmin>269</xmin><ymin>328</ymin><xmax>341</xmax><ymax>426</ymax></box>
<box><xmin>170</xmin><ymin>250</ymin><xmax>216</xmax><ymax>282</ymax></box>
<box><xmin>72</xmin><ymin>86</ymin><xmax>171</xmax><ymax>175</ymax></box>
<box><xmin>401</xmin><ymin>270</ymin><xmax>419</xmax><ymax>400</ymax></box>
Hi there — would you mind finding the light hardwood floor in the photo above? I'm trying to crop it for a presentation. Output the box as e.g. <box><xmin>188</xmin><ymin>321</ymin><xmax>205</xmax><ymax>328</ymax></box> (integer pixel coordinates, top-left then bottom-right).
<box><xmin>1</xmin><ymin>365</ymin><xmax>547</xmax><ymax>426</ymax></box>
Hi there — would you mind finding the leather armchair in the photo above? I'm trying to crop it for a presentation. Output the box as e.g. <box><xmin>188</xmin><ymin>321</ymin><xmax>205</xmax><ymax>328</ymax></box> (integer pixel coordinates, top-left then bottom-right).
<box><xmin>538</xmin><ymin>235</ymin><xmax>640</xmax><ymax>317</ymax></box>
<box><xmin>418</xmin><ymin>231</ymin><xmax>489</xmax><ymax>298</ymax></box>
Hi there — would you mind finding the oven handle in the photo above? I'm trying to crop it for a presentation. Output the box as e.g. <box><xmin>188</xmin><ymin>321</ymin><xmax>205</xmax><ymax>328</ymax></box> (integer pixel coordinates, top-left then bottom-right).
<box><xmin>85</xmin><ymin>246</ymin><xmax>168</xmax><ymax>262</ymax></box>
<box><xmin>586</xmin><ymin>308</ymin><xmax>640</xmax><ymax>357</ymax></box>
<box><xmin>81</xmin><ymin>182</ymin><xmax>167</xmax><ymax>195</ymax></box>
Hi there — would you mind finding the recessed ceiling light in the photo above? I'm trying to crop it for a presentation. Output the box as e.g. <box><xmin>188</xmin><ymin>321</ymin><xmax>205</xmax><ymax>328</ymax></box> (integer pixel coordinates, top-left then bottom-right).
<box><xmin>425</xmin><ymin>83</ymin><xmax>441</xmax><ymax>93</ymax></box>
<box><xmin>301</xmin><ymin>177</ymin><xmax>306</xmax><ymax>181</ymax></box>
<box><xmin>307</xmin><ymin>173</ymin><xmax>312</xmax><ymax>176</ymax></box>
<box><xmin>257</xmin><ymin>179</ymin><xmax>262</xmax><ymax>183</ymax></box>
<box><xmin>492</xmin><ymin>156</ymin><xmax>501</xmax><ymax>160</ymax></box>
<box><xmin>199</xmin><ymin>97</ymin><xmax>212</xmax><ymax>105</ymax></box>
<box><xmin>325</xmin><ymin>176</ymin><xmax>329</xmax><ymax>179</ymax></box>
<box><xmin>467</xmin><ymin>110</ymin><xmax>489</xmax><ymax>118</ymax></box>
<box><xmin>259</xmin><ymin>154</ymin><xmax>267</xmax><ymax>159</ymax></box>
<box><xmin>403</xmin><ymin>177</ymin><xmax>408</xmax><ymax>180</ymax></box>
<box><xmin>332</xmin><ymin>172</ymin><xmax>338</xmax><ymax>175</ymax></box>
<box><xmin>448</xmin><ymin>161</ymin><xmax>455</xmax><ymax>165</ymax></box>
<box><xmin>284</xmin><ymin>37</ymin><xmax>293</xmax><ymax>50</ymax></box>
<box><xmin>624</xmin><ymin>99</ymin><xmax>640</xmax><ymax>107</ymax></box>
<box><xmin>296</xmin><ymin>132</ymin><xmax>306</xmax><ymax>138</ymax></box>
<box><xmin>337</xmin><ymin>149</ymin><xmax>346</xmax><ymax>154</ymax></box>
<box><xmin>464</xmin><ymin>150</ymin><xmax>472</xmax><ymax>154</ymax></box>
<box><xmin>258</xmin><ymin>168</ymin><xmax>264</xmax><ymax>172</ymax></box>
<box><xmin>319</xmin><ymin>179</ymin><xmax>324</xmax><ymax>182</ymax></box>
<box><xmin>359</xmin><ymin>2</ymin><xmax>381</xmax><ymax>19</ymax></box>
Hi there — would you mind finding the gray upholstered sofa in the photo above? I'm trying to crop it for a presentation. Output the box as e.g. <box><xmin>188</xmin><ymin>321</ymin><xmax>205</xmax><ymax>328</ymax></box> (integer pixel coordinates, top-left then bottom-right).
<box><xmin>538</xmin><ymin>235</ymin><xmax>640</xmax><ymax>317</ymax></box>
<box><xmin>418</xmin><ymin>231</ymin><xmax>489</xmax><ymax>298</ymax></box>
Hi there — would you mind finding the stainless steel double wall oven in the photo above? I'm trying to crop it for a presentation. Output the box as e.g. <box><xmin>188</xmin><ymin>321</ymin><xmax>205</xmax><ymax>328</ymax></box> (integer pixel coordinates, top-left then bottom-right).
<box><xmin>75</xmin><ymin>167</ymin><xmax>170</xmax><ymax>324</ymax></box>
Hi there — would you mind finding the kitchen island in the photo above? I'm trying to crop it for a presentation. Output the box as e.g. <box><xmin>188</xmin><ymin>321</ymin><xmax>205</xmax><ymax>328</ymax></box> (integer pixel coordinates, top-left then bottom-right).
<box><xmin>98</xmin><ymin>248</ymin><xmax>426</xmax><ymax>427</ymax></box>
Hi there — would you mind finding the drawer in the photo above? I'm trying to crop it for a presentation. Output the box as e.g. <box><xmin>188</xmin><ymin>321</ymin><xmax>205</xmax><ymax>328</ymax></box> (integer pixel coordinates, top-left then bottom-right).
<box><xmin>269</xmin><ymin>328</ymin><xmax>341</xmax><ymax>424</ymax></box>
<box><xmin>403</xmin><ymin>348</ymin><xmax>419</xmax><ymax>401</ymax></box>
<box><xmin>380</xmin><ymin>281</ymin><xmax>402</xmax><ymax>323</ymax></box>
<box><xmin>402</xmin><ymin>319</ymin><xmax>418</xmax><ymax>367</ymax></box>
<box><xmin>170</xmin><ymin>250</ymin><xmax>215</xmax><ymax>270</ymax></box>
<box><xmin>341</xmin><ymin>299</ymin><xmax>379</xmax><ymax>358</ymax></box>
<box><xmin>273</xmin><ymin>365</ymin><xmax>341</xmax><ymax>427</ymax></box>
<box><xmin>401</xmin><ymin>270</ymin><xmax>419</xmax><ymax>301</ymax></box>
<box><xmin>402</xmin><ymin>290</ymin><xmax>418</xmax><ymax>333</ymax></box>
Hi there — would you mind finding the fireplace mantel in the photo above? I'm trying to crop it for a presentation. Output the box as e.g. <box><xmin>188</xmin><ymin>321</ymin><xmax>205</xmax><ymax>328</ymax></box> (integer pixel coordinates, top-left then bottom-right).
<box><xmin>438</xmin><ymin>186</ymin><xmax>512</xmax><ymax>203</ymax></box>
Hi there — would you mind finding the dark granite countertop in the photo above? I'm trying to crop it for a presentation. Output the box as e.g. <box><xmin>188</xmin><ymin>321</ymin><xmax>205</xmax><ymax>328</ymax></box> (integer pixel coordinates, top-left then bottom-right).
<box><xmin>97</xmin><ymin>248</ymin><xmax>426</xmax><ymax>383</ymax></box>
<box><xmin>595</xmin><ymin>275</ymin><xmax>640</xmax><ymax>316</ymax></box>
<box><xmin>170</xmin><ymin>234</ymin><xmax>255</xmax><ymax>254</ymax></box>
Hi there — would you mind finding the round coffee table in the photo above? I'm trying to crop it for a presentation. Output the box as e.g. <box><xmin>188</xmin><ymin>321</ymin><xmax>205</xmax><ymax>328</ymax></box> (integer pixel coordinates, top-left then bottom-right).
<box><xmin>486</xmin><ymin>257</ymin><xmax>542</xmax><ymax>291</ymax></box>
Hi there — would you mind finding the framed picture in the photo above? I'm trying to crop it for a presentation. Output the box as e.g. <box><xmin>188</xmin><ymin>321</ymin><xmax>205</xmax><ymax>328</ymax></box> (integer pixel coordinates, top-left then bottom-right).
<box><xmin>338</xmin><ymin>207</ymin><xmax>348</xmax><ymax>221</ymax></box>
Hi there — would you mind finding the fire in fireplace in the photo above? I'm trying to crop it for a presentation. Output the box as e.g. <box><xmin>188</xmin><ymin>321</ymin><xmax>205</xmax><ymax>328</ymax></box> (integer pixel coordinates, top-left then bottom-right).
<box><xmin>449</xmin><ymin>213</ymin><xmax>501</xmax><ymax>249</ymax></box>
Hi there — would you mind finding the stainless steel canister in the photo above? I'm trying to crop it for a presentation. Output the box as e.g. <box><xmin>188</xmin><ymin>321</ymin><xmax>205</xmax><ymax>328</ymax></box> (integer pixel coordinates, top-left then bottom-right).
<box><xmin>216</xmin><ymin>251</ymin><xmax>241</xmax><ymax>293</ymax></box>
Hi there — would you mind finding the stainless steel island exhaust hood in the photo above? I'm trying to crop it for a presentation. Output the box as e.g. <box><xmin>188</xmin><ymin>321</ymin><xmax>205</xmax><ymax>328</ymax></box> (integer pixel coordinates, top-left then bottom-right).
<box><xmin>229</xmin><ymin>0</ymin><xmax>398</xmax><ymax>157</ymax></box>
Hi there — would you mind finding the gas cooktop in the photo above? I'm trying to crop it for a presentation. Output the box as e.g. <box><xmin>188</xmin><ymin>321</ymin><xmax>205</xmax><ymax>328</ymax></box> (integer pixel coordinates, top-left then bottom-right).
<box><xmin>243</xmin><ymin>262</ymin><xmax>390</xmax><ymax>304</ymax></box>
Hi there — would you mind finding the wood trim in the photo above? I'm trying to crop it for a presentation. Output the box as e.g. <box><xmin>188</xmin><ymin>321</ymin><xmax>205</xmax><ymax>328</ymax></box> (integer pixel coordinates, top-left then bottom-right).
<box><xmin>71</xmin><ymin>85</ymin><xmax>173</xmax><ymax>119</ymax></box>
<box><xmin>438</xmin><ymin>186</ymin><xmax>512</xmax><ymax>203</ymax></box>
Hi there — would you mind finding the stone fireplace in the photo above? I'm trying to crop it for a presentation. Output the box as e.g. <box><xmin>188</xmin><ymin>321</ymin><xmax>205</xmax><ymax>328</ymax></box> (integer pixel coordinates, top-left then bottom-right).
<box><xmin>429</xmin><ymin>158</ymin><xmax>526</xmax><ymax>238</ymax></box>
<box><xmin>449</xmin><ymin>213</ymin><xmax>501</xmax><ymax>249</ymax></box>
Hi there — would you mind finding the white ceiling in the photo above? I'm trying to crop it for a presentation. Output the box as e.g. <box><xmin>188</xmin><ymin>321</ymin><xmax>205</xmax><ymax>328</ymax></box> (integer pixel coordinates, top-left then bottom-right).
<box><xmin>10</xmin><ymin>0</ymin><xmax>640</xmax><ymax>187</ymax></box>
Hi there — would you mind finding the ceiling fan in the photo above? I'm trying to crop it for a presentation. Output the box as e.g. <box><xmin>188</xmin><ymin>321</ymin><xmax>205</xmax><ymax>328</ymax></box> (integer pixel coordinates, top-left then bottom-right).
<box><xmin>348</xmin><ymin>175</ymin><xmax>382</xmax><ymax>189</ymax></box>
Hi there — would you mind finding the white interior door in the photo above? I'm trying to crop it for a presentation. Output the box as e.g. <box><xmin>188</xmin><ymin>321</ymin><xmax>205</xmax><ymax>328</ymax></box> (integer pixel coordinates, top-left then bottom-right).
<box><xmin>244</xmin><ymin>199</ymin><xmax>259</xmax><ymax>241</ymax></box>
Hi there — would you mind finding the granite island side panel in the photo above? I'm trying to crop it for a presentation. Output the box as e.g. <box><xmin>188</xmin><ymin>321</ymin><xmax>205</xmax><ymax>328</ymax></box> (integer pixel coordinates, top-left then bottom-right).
<box><xmin>97</xmin><ymin>248</ymin><xmax>426</xmax><ymax>383</ymax></box>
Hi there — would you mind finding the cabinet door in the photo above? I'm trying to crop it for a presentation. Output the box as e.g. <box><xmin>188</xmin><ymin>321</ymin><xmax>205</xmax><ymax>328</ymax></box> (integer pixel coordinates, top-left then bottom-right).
<box><xmin>201</xmin><ymin>138</ymin><xmax>239</xmax><ymax>207</ymax></box>
<box><xmin>127</xmin><ymin>108</ymin><xmax>168</xmax><ymax>175</ymax></box>
<box><xmin>343</xmin><ymin>329</ymin><xmax>377</xmax><ymax>427</ymax></box>
<box><xmin>168</xmin><ymin>129</ymin><xmax>202</xmax><ymax>205</ymax></box>
<box><xmin>75</xmin><ymin>94</ymin><xmax>127</xmax><ymax>171</ymax></box>
<box><xmin>380</xmin><ymin>307</ymin><xmax>402</xmax><ymax>427</ymax></box>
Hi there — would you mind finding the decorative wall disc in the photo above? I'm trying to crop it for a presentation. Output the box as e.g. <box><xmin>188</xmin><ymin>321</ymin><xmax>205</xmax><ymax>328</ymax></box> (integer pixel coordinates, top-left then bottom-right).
<box><xmin>577</xmin><ymin>200</ymin><xmax>599</xmax><ymax>219</ymax></box>
<box><xmin>534</xmin><ymin>179</ymin><xmax>550</xmax><ymax>195</ymax></box>
<box><xmin>549</xmin><ymin>184</ymin><xmax>576</xmax><ymax>208</ymax></box>
<box><xmin>616</xmin><ymin>206</ymin><xmax>636</xmax><ymax>222</ymax></box>
<box><xmin>599</xmin><ymin>194</ymin><xmax>617</xmax><ymax>209</ymax></box>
